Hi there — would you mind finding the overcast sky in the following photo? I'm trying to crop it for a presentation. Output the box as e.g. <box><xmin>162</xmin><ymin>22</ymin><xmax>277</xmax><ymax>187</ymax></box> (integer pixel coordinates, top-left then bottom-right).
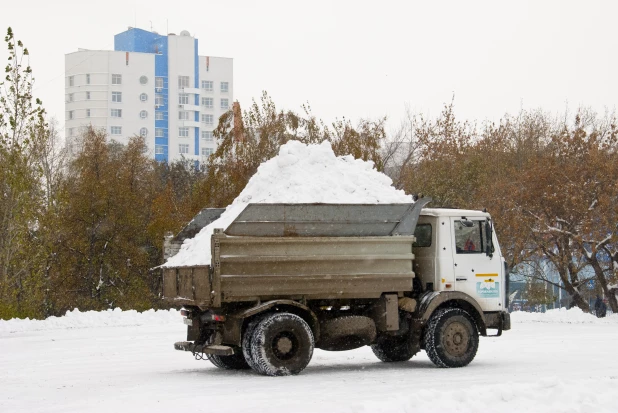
<box><xmin>2</xmin><ymin>0</ymin><xmax>617</xmax><ymax>134</ymax></box>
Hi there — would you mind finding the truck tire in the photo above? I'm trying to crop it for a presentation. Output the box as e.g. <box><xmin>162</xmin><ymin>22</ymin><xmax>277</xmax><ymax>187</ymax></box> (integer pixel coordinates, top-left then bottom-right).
<box><xmin>209</xmin><ymin>352</ymin><xmax>250</xmax><ymax>370</ymax></box>
<box><xmin>242</xmin><ymin>315</ymin><xmax>266</xmax><ymax>371</ymax></box>
<box><xmin>423</xmin><ymin>308</ymin><xmax>478</xmax><ymax>368</ymax></box>
<box><xmin>371</xmin><ymin>334</ymin><xmax>417</xmax><ymax>362</ymax></box>
<box><xmin>250</xmin><ymin>313</ymin><xmax>314</xmax><ymax>376</ymax></box>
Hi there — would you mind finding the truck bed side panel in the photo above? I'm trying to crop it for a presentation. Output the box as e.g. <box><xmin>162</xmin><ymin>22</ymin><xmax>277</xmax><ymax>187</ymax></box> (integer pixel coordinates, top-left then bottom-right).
<box><xmin>216</xmin><ymin>235</ymin><xmax>415</xmax><ymax>302</ymax></box>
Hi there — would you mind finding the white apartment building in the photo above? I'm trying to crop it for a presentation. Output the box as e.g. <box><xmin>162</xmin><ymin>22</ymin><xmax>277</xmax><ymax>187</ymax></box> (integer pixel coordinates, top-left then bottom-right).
<box><xmin>65</xmin><ymin>28</ymin><xmax>233</xmax><ymax>163</ymax></box>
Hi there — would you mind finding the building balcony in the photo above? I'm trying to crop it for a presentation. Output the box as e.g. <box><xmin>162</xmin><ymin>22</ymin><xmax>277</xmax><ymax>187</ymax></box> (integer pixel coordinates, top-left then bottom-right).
<box><xmin>177</xmin><ymin>103</ymin><xmax>200</xmax><ymax>112</ymax></box>
<box><xmin>178</xmin><ymin>120</ymin><xmax>201</xmax><ymax>128</ymax></box>
<box><xmin>180</xmin><ymin>87</ymin><xmax>200</xmax><ymax>95</ymax></box>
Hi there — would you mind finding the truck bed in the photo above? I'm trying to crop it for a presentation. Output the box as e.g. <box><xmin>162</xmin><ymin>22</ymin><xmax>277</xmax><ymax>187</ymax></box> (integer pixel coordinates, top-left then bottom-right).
<box><xmin>163</xmin><ymin>202</ymin><xmax>429</xmax><ymax>308</ymax></box>
<box><xmin>163</xmin><ymin>233</ymin><xmax>415</xmax><ymax>307</ymax></box>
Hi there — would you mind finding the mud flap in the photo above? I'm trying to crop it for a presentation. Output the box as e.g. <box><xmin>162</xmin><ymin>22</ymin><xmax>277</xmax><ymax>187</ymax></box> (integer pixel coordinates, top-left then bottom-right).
<box><xmin>485</xmin><ymin>312</ymin><xmax>510</xmax><ymax>337</ymax></box>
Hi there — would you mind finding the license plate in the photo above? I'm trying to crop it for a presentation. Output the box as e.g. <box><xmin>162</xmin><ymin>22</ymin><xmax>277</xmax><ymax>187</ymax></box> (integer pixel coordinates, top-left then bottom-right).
<box><xmin>183</xmin><ymin>318</ymin><xmax>193</xmax><ymax>326</ymax></box>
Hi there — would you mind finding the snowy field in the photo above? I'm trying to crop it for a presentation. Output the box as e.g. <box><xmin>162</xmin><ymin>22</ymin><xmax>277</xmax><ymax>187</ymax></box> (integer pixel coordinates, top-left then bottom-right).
<box><xmin>1</xmin><ymin>309</ymin><xmax>617</xmax><ymax>413</ymax></box>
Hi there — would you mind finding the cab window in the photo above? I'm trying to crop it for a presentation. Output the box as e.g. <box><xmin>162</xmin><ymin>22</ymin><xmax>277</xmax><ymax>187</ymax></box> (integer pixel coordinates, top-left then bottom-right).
<box><xmin>455</xmin><ymin>220</ymin><xmax>484</xmax><ymax>254</ymax></box>
<box><xmin>413</xmin><ymin>224</ymin><xmax>432</xmax><ymax>247</ymax></box>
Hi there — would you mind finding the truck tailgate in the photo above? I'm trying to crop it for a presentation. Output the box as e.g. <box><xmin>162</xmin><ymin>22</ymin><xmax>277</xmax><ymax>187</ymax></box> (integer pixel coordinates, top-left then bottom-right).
<box><xmin>162</xmin><ymin>265</ymin><xmax>211</xmax><ymax>306</ymax></box>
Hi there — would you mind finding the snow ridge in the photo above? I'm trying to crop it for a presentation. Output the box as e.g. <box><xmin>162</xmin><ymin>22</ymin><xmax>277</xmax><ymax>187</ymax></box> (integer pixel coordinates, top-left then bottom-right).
<box><xmin>3</xmin><ymin>306</ymin><xmax>615</xmax><ymax>335</ymax></box>
<box><xmin>511</xmin><ymin>307</ymin><xmax>618</xmax><ymax>324</ymax></box>
<box><xmin>0</xmin><ymin>308</ymin><xmax>180</xmax><ymax>334</ymax></box>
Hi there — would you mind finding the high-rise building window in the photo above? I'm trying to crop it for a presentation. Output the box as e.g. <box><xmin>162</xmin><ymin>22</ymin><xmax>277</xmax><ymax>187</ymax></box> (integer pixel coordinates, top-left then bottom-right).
<box><xmin>69</xmin><ymin>76</ymin><xmax>74</xmax><ymax>87</ymax></box>
<box><xmin>178</xmin><ymin>111</ymin><xmax>190</xmax><ymax>120</ymax></box>
<box><xmin>179</xmin><ymin>144</ymin><xmax>189</xmax><ymax>154</ymax></box>
<box><xmin>178</xmin><ymin>93</ymin><xmax>189</xmax><ymax>105</ymax></box>
<box><xmin>155</xmin><ymin>145</ymin><xmax>165</xmax><ymax>155</ymax></box>
<box><xmin>202</xmin><ymin>114</ymin><xmax>214</xmax><ymax>125</ymax></box>
<box><xmin>112</xmin><ymin>91</ymin><xmax>122</xmax><ymax>103</ymax></box>
<box><xmin>140</xmin><ymin>127</ymin><xmax>148</xmax><ymax>137</ymax></box>
<box><xmin>112</xmin><ymin>74</ymin><xmax>122</xmax><ymax>85</ymax></box>
<box><xmin>86</xmin><ymin>74</ymin><xmax>90</xmax><ymax>84</ymax></box>
<box><xmin>201</xmin><ymin>80</ymin><xmax>213</xmax><ymax>91</ymax></box>
<box><xmin>111</xmin><ymin>126</ymin><xmax>122</xmax><ymax>135</ymax></box>
<box><xmin>86</xmin><ymin>109</ymin><xmax>90</xmax><ymax>118</ymax></box>
<box><xmin>201</xmin><ymin>131</ymin><xmax>213</xmax><ymax>141</ymax></box>
<box><xmin>178</xmin><ymin>76</ymin><xmax>190</xmax><ymax>88</ymax></box>
<box><xmin>221</xmin><ymin>82</ymin><xmax>229</xmax><ymax>93</ymax></box>
<box><xmin>202</xmin><ymin>97</ymin><xmax>213</xmax><ymax>108</ymax></box>
<box><xmin>155</xmin><ymin>128</ymin><xmax>164</xmax><ymax>138</ymax></box>
<box><xmin>179</xmin><ymin>127</ymin><xmax>189</xmax><ymax>138</ymax></box>
<box><xmin>68</xmin><ymin>110</ymin><xmax>74</xmax><ymax>120</ymax></box>
<box><xmin>201</xmin><ymin>147</ymin><xmax>213</xmax><ymax>156</ymax></box>
<box><xmin>68</xmin><ymin>128</ymin><xmax>74</xmax><ymax>137</ymax></box>
<box><xmin>221</xmin><ymin>98</ymin><xmax>229</xmax><ymax>110</ymax></box>
<box><xmin>86</xmin><ymin>91</ymin><xmax>91</xmax><ymax>100</ymax></box>
<box><xmin>155</xmin><ymin>111</ymin><xmax>164</xmax><ymax>120</ymax></box>
<box><xmin>155</xmin><ymin>77</ymin><xmax>164</xmax><ymax>90</ymax></box>
<box><xmin>140</xmin><ymin>110</ymin><xmax>148</xmax><ymax>119</ymax></box>
<box><xmin>111</xmin><ymin>109</ymin><xmax>122</xmax><ymax>118</ymax></box>
<box><xmin>155</xmin><ymin>94</ymin><xmax>164</xmax><ymax>107</ymax></box>
<box><xmin>68</xmin><ymin>93</ymin><xmax>74</xmax><ymax>102</ymax></box>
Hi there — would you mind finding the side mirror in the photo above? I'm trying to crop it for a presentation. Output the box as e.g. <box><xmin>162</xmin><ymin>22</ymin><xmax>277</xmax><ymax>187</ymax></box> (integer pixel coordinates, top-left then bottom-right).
<box><xmin>460</xmin><ymin>218</ymin><xmax>474</xmax><ymax>228</ymax></box>
<box><xmin>485</xmin><ymin>220</ymin><xmax>494</xmax><ymax>258</ymax></box>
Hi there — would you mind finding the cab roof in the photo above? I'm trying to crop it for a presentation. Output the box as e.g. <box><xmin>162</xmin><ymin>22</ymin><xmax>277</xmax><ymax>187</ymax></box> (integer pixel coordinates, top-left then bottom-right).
<box><xmin>421</xmin><ymin>208</ymin><xmax>491</xmax><ymax>218</ymax></box>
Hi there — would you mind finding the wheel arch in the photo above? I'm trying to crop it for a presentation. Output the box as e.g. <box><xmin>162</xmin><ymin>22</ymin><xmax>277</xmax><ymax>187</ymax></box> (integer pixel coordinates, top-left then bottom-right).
<box><xmin>418</xmin><ymin>291</ymin><xmax>487</xmax><ymax>336</ymax></box>
<box><xmin>227</xmin><ymin>300</ymin><xmax>320</xmax><ymax>346</ymax></box>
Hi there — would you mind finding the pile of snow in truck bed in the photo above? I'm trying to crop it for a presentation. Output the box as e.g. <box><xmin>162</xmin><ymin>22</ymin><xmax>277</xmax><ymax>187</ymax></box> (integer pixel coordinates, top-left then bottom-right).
<box><xmin>164</xmin><ymin>140</ymin><xmax>413</xmax><ymax>267</ymax></box>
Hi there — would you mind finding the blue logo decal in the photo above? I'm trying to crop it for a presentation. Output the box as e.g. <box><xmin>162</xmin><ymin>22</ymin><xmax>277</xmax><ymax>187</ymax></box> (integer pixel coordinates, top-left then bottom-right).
<box><xmin>476</xmin><ymin>280</ymin><xmax>500</xmax><ymax>298</ymax></box>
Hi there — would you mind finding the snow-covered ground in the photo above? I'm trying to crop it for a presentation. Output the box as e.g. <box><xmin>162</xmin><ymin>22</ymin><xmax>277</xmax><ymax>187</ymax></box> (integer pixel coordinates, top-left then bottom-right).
<box><xmin>1</xmin><ymin>309</ymin><xmax>617</xmax><ymax>413</ymax></box>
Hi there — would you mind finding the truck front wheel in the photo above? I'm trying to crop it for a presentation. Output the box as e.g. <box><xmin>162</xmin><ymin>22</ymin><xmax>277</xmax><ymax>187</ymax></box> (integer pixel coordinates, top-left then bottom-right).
<box><xmin>250</xmin><ymin>313</ymin><xmax>314</xmax><ymax>376</ymax></box>
<box><xmin>424</xmin><ymin>308</ymin><xmax>478</xmax><ymax>368</ymax></box>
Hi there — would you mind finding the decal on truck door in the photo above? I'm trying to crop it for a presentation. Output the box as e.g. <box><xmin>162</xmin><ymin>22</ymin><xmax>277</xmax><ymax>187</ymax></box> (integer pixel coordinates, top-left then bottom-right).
<box><xmin>476</xmin><ymin>278</ymin><xmax>500</xmax><ymax>298</ymax></box>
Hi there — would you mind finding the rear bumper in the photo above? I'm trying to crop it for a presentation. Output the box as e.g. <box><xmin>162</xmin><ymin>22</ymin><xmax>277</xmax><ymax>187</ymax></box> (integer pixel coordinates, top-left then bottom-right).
<box><xmin>174</xmin><ymin>341</ymin><xmax>235</xmax><ymax>355</ymax></box>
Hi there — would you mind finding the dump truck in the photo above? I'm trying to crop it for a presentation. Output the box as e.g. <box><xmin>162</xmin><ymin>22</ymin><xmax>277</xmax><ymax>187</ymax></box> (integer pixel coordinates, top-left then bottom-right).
<box><xmin>163</xmin><ymin>198</ymin><xmax>510</xmax><ymax>376</ymax></box>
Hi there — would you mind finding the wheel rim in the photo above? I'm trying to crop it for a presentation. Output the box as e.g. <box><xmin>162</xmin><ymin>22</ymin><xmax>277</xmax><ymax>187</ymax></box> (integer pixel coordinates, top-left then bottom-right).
<box><xmin>272</xmin><ymin>331</ymin><xmax>298</xmax><ymax>361</ymax></box>
<box><xmin>443</xmin><ymin>320</ymin><xmax>469</xmax><ymax>357</ymax></box>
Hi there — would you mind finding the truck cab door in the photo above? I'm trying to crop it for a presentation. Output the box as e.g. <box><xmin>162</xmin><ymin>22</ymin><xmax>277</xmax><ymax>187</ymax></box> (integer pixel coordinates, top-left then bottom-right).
<box><xmin>451</xmin><ymin>217</ymin><xmax>502</xmax><ymax>312</ymax></box>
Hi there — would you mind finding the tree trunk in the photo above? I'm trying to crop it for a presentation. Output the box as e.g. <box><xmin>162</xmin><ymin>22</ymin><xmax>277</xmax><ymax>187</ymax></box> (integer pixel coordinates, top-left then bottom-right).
<box><xmin>564</xmin><ymin>282</ymin><xmax>590</xmax><ymax>312</ymax></box>
<box><xmin>556</xmin><ymin>267</ymin><xmax>590</xmax><ymax>312</ymax></box>
<box><xmin>589</xmin><ymin>257</ymin><xmax>618</xmax><ymax>313</ymax></box>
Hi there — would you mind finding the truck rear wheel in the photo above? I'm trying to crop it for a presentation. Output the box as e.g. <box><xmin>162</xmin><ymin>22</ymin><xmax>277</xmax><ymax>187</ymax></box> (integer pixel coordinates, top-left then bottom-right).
<box><xmin>208</xmin><ymin>352</ymin><xmax>250</xmax><ymax>370</ymax></box>
<box><xmin>371</xmin><ymin>334</ymin><xmax>417</xmax><ymax>362</ymax></box>
<box><xmin>424</xmin><ymin>308</ymin><xmax>478</xmax><ymax>368</ymax></box>
<box><xmin>250</xmin><ymin>313</ymin><xmax>314</xmax><ymax>376</ymax></box>
<box><xmin>242</xmin><ymin>315</ymin><xmax>266</xmax><ymax>371</ymax></box>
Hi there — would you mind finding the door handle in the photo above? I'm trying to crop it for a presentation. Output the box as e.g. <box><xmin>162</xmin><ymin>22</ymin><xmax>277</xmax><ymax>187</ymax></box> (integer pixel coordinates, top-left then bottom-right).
<box><xmin>456</xmin><ymin>277</ymin><xmax>467</xmax><ymax>282</ymax></box>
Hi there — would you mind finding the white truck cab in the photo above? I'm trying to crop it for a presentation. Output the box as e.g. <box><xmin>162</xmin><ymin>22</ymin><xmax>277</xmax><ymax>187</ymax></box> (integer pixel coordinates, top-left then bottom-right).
<box><xmin>415</xmin><ymin>208</ymin><xmax>508</xmax><ymax>325</ymax></box>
